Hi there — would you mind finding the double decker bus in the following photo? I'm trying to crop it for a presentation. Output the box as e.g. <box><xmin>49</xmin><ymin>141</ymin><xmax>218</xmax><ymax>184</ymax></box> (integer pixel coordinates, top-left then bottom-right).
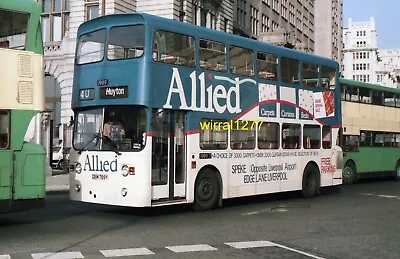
<box><xmin>69</xmin><ymin>13</ymin><xmax>343</xmax><ymax>211</ymax></box>
<box><xmin>340</xmin><ymin>78</ymin><xmax>400</xmax><ymax>184</ymax></box>
<box><xmin>0</xmin><ymin>0</ymin><xmax>45</xmax><ymax>213</ymax></box>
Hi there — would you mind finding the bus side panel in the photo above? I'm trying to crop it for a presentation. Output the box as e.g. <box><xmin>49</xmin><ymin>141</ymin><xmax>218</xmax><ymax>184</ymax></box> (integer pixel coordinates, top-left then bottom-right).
<box><xmin>13</xmin><ymin>142</ymin><xmax>46</xmax><ymax>199</ymax></box>
<box><xmin>345</xmin><ymin>148</ymin><xmax>398</xmax><ymax>175</ymax></box>
<box><xmin>0</xmin><ymin>151</ymin><xmax>12</xmax><ymax>212</ymax></box>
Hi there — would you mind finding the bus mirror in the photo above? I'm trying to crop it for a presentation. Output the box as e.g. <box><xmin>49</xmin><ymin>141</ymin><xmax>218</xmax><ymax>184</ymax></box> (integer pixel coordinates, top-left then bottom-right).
<box><xmin>69</xmin><ymin>116</ymin><xmax>74</xmax><ymax>126</ymax></box>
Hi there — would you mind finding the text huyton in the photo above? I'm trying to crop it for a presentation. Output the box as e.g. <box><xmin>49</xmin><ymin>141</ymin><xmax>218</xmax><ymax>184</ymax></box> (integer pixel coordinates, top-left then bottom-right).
<box><xmin>163</xmin><ymin>68</ymin><xmax>241</xmax><ymax>114</ymax></box>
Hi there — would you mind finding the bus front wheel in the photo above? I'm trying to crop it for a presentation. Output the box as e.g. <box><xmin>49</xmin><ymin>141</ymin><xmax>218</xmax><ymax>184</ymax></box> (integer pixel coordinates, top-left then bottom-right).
<box><xmin>343</xmin><ymin>161</ymin><xmax>357</xmax><ymax>185</ymax></box>
<box><xmin>193</xmin><ymin>169</ymin><xmax>220</xmax><ymax>211</ymax></box>
<box><xmin>301</xmin><ymin>163</ymin><xmax>320</xmax><ymax>198</ymax></box>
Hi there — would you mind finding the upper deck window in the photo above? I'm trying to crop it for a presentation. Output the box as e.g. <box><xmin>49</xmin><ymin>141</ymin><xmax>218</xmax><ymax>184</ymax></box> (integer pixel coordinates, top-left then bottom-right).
<box><xmin>76</xmin><ymin>28</ymin><xmax>106</xmax><ymax>65</ymax></box>
<box><xmin>199</xmin><ymin>39</ymin><xmax>226</xmax><ymax>72</ymax></box>
<box><xmin>230</xmin><ymin>46</ymin><xmax>254</xmax><ymax>77</ymax></box>
<box><xmin>321</xmin><ymin>66</ymin><xmax>336</xmax><ymax>89</ymax></box>
<box><xmin>257</xmin><ymin>52</ymin><xmax>278</xmax><ymax>81</ymax></box>
<box><xmin>302</xmin><ymin>62</ymin><xmax>319</xmax><ymax>87</ymax></box>
<box><xmin>281</xmin><ymin>57</ymin><xmax>299</xmax><ymax>84</ymax></box>
<box><xmin>107</xmin><ymin>25</ymin><xmax>145</xmax><ymax>60</ymax></box>
<box><xmin>0</xmin><ymin>9</ymin><xmax>29</xmax><ymax>50</ymax></box>
<box><xmin>153</xmin><ymin>30</ymin><xmax>195</xmax><ymax>67</ymax></box>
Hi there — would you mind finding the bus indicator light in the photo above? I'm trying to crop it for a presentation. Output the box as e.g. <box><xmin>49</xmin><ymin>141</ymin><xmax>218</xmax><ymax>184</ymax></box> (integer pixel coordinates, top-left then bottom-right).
<box><xmin>191</xmin><ymin>161</ymin><xmax>196</xmax><ymax>169</ymax></box>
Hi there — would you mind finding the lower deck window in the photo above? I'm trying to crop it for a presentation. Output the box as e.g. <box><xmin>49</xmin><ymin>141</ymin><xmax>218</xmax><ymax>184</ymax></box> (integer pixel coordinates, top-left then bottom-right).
<box><xmin>0</xmin><ymin>110</ymin><xmax>10</xmax><ymax>149</ymax></box>
<box><xmin>199</xmin><ymin>119</ymin><xmax>228</xmax><ymax>150</ymax></box>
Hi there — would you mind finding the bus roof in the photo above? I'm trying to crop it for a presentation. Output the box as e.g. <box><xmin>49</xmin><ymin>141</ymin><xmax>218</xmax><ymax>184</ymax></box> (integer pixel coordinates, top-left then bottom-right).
<box><xmin>339</xmin><ymin>78</ymin><xmax>400</xmax><ymax>94</ymax></box>
<box><xmin>78</xmin><ymin>12</ymin><xmax>339</xmax><ymax>69</ymax></box>
<box><xmin>0</xmin><ymin>0</ymin><xmax>41</xmax><ymax>16</ymax></box>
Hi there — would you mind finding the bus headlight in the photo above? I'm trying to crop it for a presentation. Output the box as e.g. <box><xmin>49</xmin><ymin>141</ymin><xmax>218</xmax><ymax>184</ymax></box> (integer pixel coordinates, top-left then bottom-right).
<box><xmin>75</xmin><ymin>163</ymin><xmax>82</xmax><ymax>174</ymax></box>
<box><xmin>121</xmin><ymin>188</ymin><xmax>128</xmax><ymax>197</ymax></box>
<box><xmin>121</xmin><ymin>165</ymin><xmax>129</xmax><ymax>177</ymax></box>
<box><xmin>75</xmin><ymin>184</ymin><xmax>81</xmax><ymax>192</ymax></box>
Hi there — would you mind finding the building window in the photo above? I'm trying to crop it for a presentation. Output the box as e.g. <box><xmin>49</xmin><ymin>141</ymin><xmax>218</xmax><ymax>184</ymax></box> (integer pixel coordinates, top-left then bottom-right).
<box><xmin>250</xmin><ymin>6</ymin><xmax>259</xmax><ymax>35</ymax></box>
<box><xmin>40</xmin><ymin>0</ymin><xmax>70</xmax><ymax>42</ymax></box>
<box><xmin>281</xmin><ymin>0</ymin><xmax>288</xmax><ymax>20</ymax></box>
<box><xmin>85</xmin><ymin>0</ymin><xmax>99</xmax><ymax>21</ymax></box>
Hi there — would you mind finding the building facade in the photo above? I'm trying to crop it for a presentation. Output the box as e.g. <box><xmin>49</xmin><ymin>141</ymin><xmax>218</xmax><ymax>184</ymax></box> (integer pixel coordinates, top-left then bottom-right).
<box><xmin>342</xmin><ymin>17</ymin><xmax>400</xmax><ymax>88</ymax></box>
<box><xmin>342</xmin><ymin>17</ymin><xmax>379</xmax><ymax>84</ymax></box>
<box><xmin>231</xmin><ymin>0</ymin><xmax>343</xmax><ymax>62</ymax></box>
<box><xmin>375</xmin><ymin>49</ymin><xmax>400</xmax><ymax>88</ymax></box>
<box><xmin>233</xmin><ymin>0</ymin><xmax>315</xmax><ymax>52</ymax></box>
<box><xmin>314</xmin><ymin>0</ymin><xmax>343</xmax><ymax>63</ymax></box>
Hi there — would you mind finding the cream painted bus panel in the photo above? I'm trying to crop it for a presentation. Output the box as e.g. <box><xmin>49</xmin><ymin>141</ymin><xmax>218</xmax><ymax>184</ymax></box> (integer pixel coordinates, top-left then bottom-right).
<box><xmin>343</xmin><ymin>102</ymin><xmax>400</xmax><ymax>133</ymax></box>
<box><xmin>0</xmin><ymin>48</ymin><xmax>44</xmax><ymax>111</ymax></box>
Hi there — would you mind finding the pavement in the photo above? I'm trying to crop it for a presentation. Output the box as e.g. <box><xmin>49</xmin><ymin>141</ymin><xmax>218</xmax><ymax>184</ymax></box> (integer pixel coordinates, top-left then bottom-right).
<box><xmin>46</xmin><ymin>167</ymin><xmax>69</xmax><ymax>193</ymax></box>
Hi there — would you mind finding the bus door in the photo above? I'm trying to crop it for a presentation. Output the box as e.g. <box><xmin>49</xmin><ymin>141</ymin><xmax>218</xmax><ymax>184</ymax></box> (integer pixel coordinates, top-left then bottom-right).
<box><xmin>0</xmin><ymin>110</ymin><xmax>12</xmax><ymax>207</ymax></box>
<box><xmin>151</xmin><ymin>109</ymin><xmax>186</xmax><ymax>202</ymax></box>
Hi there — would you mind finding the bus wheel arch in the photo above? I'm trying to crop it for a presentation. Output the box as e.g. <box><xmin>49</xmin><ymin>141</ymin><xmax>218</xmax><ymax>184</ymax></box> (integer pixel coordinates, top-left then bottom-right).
<box><xmin>394</xmin><ymin>160</ymin><xmax>400</xmax><ymax>181</ymax></box>
<box><xmin>57</xmin><ymin>159</ymin><xmax>64</xmax><ymax>170</ymax></box>
<box><xmin>301</xmin><ymin>161</ymin><xmax>320</xmax><ymax>198</ymax></box>
<box><xmin>193</xmin><ymin>165</ymin><xmax>222</xmax><ymax>211</ymax></box>
<box><xmin>343</xmin><ymin>160</ymin><xmax>357</xmax><ymax>184</ymax></box>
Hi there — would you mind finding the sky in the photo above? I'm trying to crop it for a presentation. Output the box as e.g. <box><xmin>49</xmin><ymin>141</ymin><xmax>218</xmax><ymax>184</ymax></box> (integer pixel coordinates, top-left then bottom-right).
<box><xmin>343</xmin><ymin>0</ymin><xmax>400</xmax><ymax>49</ymax></box>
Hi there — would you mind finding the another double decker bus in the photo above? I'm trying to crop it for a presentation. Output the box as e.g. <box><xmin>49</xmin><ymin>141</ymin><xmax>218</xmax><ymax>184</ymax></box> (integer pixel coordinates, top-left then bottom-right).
<box><xmin>0</xmin><ymin>0</ymin><xmax>45</xmax><ymax>213</ymax></box>
<box><xmin>340</xmin><ymin>78</ymin><xmax>400</xmax><ymax>184</ymax></box>
<box><xmin>69</xmin><ymin>13</ymin><xmax>343</xmax><ymax>211</ymax></box>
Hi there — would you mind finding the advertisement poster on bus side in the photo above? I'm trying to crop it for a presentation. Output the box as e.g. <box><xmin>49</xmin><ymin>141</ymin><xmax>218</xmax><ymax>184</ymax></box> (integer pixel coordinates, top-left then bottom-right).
<box><xmin>313</xmin><ymin>91</ymin><xmax>335</xmax><ymax>118</ymax></box>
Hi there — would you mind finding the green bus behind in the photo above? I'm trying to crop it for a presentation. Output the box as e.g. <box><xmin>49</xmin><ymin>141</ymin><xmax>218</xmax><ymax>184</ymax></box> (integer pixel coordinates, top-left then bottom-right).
<box><xmin>0</xmin><ymin>0</ymin><xmax>46</xmax><ymax>213</ymax></box>
<box><xmin>340</xmin><ymin>78</ymin><xmax>400</xmax><ymax>184</ymax></box>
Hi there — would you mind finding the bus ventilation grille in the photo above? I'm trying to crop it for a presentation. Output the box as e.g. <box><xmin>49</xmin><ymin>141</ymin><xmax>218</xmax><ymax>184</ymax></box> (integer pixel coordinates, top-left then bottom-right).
<box><xmin>18</xmin><ymin>54</ymin><xmax>33</xmax><ymax>78</ymax></box>
<box><xmin>18</xmin><ymin>81</ymin><xmax>33</xmax><ymax>104</ymax></box>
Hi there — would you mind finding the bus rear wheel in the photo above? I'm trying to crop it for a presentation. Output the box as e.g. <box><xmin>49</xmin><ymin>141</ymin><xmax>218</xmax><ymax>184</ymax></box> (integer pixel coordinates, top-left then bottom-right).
<box><xmin>57</xmin><ymin>159</ymin><xmax>64</xmax><ymax>170</ymax></box>
<box><xmin>301</xmin><ymin>164</ymin><xmax>319</xmax><ymax>198</ymax></box>
<box><xmin>393</xmin><ymin>161</ymin><xmax>400</xmax><ymax>181</ymax></box>
<box><xmin>193</xmin><ymin>169</ymin><xmax>220</xmax><ymax>211</ymax></box>
<box><xmin>343</xmin><ymin>161</ymin><xmax>357</xmax><ymax>185</ymax></box>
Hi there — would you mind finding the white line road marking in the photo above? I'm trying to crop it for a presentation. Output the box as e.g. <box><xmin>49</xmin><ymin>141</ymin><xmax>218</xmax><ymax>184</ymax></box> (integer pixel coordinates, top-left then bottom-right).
<box><xmin>241</xmin><ymin>211</ymin><xmax>260</xmax><ymax>216</ymax></box>
<box><xmin>31</xmin><ymin>251</ymin><xmax>84</xmax><ymax>259</ymax></box>
<box><xmin>100</xmin><ymin>248</ymin><xmax>155</xmax><ymax>257</ymax></box>
<box><xmin>360</xmin><ymin>193</ymin><xmax>374</xmax><ymax>196</ymax></box>
<box><xmin>0</xmin><ymin>255</ymin><xmax>11</xmax><ymax>259</ymax></box>
<box><xmin>273</xmin><ymin>243</ymin><xmax>326</xmax><ymax>259</ymax></box>
<box><xmin>225</xmin><ymin>241</ymin><xmax>326</xmax><ymax>259</ymax></box>
<box><xmin>377</xmin><ymin>195</ymin><xmax>398</xmax><ymax>198</ymax></box>
<box><xmin>225</xmin><ymin>241</ymin><xmax>275</xmax><ymax>249</ymax></box>
<box><xmin>360</xmin><ymin>193</ymin><xmax>400</xmax><ymax>199</ymax></box>
<box><xmin>166</xmin><ymin>244</ymin><xmax>217</xmax><ymax>253</ymax></box>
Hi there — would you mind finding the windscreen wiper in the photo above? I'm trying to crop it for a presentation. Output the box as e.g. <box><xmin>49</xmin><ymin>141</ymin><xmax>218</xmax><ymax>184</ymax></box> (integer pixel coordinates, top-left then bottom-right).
<box><xmin>77</xmin><ymin>133</ymin><xmax>101</xmax><ymax>154</ymax></box>
<box><xmin>102</xmin><ymin>136</ymin><xmax>122</xmax><ymax>155</ymax></box>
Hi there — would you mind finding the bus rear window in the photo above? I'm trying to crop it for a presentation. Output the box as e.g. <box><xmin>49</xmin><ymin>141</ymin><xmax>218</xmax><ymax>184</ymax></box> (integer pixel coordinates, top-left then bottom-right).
<box><xmin>0</xmin><ymin>9</ymin><xmax>29</xmax><ymax>50</ymax></box>
<box><xmin>76</xmin><ymin>29</ymin><xmax>106</xmax><ymax>65</ymax></box>
<box><xmin>107</xmin><ymin>25</ymin><xmax>145</xmax><ymax>60</ymax></box>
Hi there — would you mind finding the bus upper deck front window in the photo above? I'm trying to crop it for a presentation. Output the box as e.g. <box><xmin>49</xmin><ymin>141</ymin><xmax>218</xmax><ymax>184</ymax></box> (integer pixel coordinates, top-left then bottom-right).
<box><xmin>76</xmin><ymin>29</ymin><xmax>106</xmax><ymax>64</ymax></box>
<box><xmin>0</xmin><ymin>9</ymin><xmax>29</xmax><ymax>50</ymax></box>
<box><xmin>107</xmin><ymin>25</ymin><xmax>145</xmax><ymax>60</ymax></box>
